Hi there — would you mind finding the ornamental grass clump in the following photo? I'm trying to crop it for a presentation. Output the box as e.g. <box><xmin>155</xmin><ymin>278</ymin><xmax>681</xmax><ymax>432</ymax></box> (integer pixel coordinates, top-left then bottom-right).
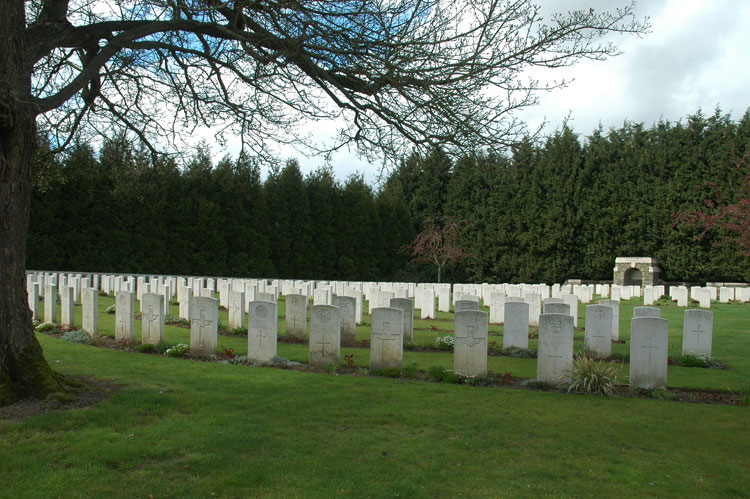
<box><xmin>568</xmin><ymin>353</ymin><xmax>620</xmax><ymax>396</ymax></box>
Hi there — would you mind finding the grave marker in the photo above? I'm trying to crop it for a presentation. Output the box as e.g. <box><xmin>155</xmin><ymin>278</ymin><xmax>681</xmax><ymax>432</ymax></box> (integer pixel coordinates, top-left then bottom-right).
<box><xmin>115</xmin><ymin>291</ymin><xmax>135</xmax><ymax>341</ymax></box>
<box><xmin>629</xmin><ymin>317</ymin><xmax>669</xmax><ymax>390</ymax></box>
<box><xmin>309</xmin><ymin>305</ymin><xmax>341</xmax><ymax>368</ymax></box>
<box><xmin>141</xmin><ymin>293</ymin><xmax>165</xmax><ymax>345</ymax></box>
<box><xmin>682</xmin><ymin>309</ymin><xmax>713</xmax><ymax>357</ymax></box>
<box><xmin>248</xmin><ymin>301</ymin><xmax>278</xmax><ymax>362</ymax></box>
<box><xmin>537</xmin><ymin>313</ymin><xmax>574</xmax><ymax>385</ymax></box>
<box><xmin>370</xmin><ymin>308</ymin><xmax>404</xmax><ymax>369</ymax></box>
<box><xmin>190</xmin><ymin>297</ymin><xmax>218</xmax><ymax>356</ymax></box>
<box><xmin>503</xmin><ymin>301</ymin><xmax>529</xmax><ymax>350</ymax></box>
<box><xmin>454</xmin><ymin>310</ymin><xmax>488</xmax><ymax>377</ymax></box>
<box><xmin>584</xmin><ymin>304</ymin><xmax>612</xmax><ymax>358</ymax></box>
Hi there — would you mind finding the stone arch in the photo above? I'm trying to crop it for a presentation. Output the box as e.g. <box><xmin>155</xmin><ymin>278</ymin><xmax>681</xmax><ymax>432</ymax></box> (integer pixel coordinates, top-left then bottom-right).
<box><xmin>624</xmin><ymin>267</ymin><xmax>643</xmax><ymax>286</ymax></box>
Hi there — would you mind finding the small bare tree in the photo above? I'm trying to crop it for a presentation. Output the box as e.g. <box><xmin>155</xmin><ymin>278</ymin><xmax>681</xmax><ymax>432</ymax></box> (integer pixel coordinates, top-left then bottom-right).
<box><xmin>0</xmin><ymin>0</ymin><xmax>647</xmax><ymax>402</ymax></box>
<box><xmin>401</xmin><ymin>215</ymin><xmax>468</xmax><ymax>283</ymax></box>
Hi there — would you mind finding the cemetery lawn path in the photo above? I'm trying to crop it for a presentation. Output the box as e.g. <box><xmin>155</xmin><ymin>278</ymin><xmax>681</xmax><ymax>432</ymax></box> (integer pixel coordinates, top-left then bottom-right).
<box><xmin>1</xmin><ymin>333</ymin><xmax>749</xmax><ymax>498</ymax></box>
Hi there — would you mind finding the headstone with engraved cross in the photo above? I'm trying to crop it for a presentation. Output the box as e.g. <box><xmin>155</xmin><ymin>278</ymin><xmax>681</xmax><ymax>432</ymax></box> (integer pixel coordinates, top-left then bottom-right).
<box><xmin>228</xmin><ymin>290</ymin><xmax>245</xmax><ymax>330</ymax></box>
<box><xmin>370</xmin><ymin>307</ymin><xmax>404</xmax><ymax>369</ymax></box>
<box><xmin>285</xmin><ymin>293</ymin><xmax>308</xmax><ymax>340</ymax></box>
<box><xmin>141</xmin><ymin>293</ymin><xmax>165</xmax><ymax>345</ymax></box>
<box><xmin>190</xmin><ymin>296</ymin><xmax>218</xmax><ymax>356</ymax></box>
<box><xmin>629</xmin><ymin>317</ymin><xmax>668</xmax><ymax>390</ymax></box>
<box><xmin>389</xmin><ymin>298</ymin><xmax>415</xmax><ymax>344</ymax></box>
<box><xmin>682</xmin><ymin>309</ymin><xmax>713</xmax><ymax>357</ymax></box>
<box><xmin>248</xmin><ymin>300</ymin><xmax>278</xmax><ymax>362</ymax></box>
<box><xmin>309</xmin><ymin>304</ymin><xmax>341</xmax><ymax>368</ymax></box>
<box><xmin>115</xmin><ymin>290</ymin><xmax>135</xmax><ymax>341</ymax></box>
<box><xmin>333</xmin><ymin>295</ymin><xmax>357</xmax><ymax>346</ymax></box>
<box><xmin>454</xmin><ymin>310</ymin><xmax>488</xmax><ymax>377</ymax></box>
<box><xmin>61</xmin><ymin>286</ymin><xmax>75</xmax><ymax>328</ymax></box>
<box><xmin>82</xmin><ymin>287</ymin><xmax>98</xmax><ymax>335</ymax></box>
<box><xmin>503</xmin><ymin>301</ymin><xmax>530</xmax><ymax>350</ymax></box>
<box><xmin>584</xmin><ymin>304</ymin><xmax>613</xmax><ymax>358</ymax></box>
<box><xmin>537</xmin><ymin>313</ymin><xmax>574</xmax><ymax>384</ymax></box>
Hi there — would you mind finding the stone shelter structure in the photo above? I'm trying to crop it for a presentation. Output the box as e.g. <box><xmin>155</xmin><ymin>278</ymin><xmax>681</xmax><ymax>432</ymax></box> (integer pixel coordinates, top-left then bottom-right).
<box><xmin>613</xmin><ymin>257</ymin><xmax>660</xmax><ymax>287</ymax></box>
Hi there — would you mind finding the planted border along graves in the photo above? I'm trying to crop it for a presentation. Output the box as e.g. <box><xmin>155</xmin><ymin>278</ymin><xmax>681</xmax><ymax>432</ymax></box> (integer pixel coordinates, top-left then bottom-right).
<box><xmin>25</xmin><ymin>280</ymin><xmax>750</xmax><ymax>404</ymax></box>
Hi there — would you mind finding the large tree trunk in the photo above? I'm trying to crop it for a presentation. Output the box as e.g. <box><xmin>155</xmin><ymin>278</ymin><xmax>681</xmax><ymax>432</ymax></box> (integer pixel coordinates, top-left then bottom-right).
<box><xmin>0</xmin><ymin>0</ymin><xmax>71</xmax><ymax>405</ymax></box>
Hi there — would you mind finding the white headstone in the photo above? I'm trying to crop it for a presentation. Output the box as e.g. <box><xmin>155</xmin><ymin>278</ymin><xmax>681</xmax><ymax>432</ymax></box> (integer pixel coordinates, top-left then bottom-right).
<box><xmin>420</xmin><ymin>289</ymin><xmax>436</xmax><ymax>319</ymax></box>
<box><xmin>333</xmin><ymin>295</ymin><xmax>357</xmax><ymax>346</ymax></box>
<box><xmin>285</xmin><ymin>293</ymin><xmax>308</xmax><ymax>340</ymax></box>
<box><xmin>179</xmin><ymin>287</ymin><xmax>192</xmax><ymax>320</ymax></box>
<box><xmin>27</xmin><ymin>280</ymin><xmax>40</xmax><ymax>321</ymax></box>
<box><xmin>697</xmin><ymin>288</ymin><xmax>711</xmax><ymax>308</ymax></box>
<box><xmin>633</xmin><ymin>306</ymin><xmax>661</xmax><ymax>318</ymax></box>
<box><xmin>190</xmin><ymin>296</ymin><xmax>218</xmax><ymax>356</ymax></box>
<box><xmin>454</xmin><ymin>299</ymin><xmax>480</xmax><ymax>313</ymax></box>
<box><xmin>248</xmin><ymin>301</ymin><xmax>278</xmax><ymax>362</ymax></box>
<box><xmin>228</xmin><ymin>290</ymin><xmax>245</xmax><ymax>329</ymax></box>
<box><xmin>598</xmin><ymin>299</ymin><xmax>620</xmax><ymax>341</ymax></box>
<box><xmin>370</xmin><ymin>307</ymin><xmax>403</xmax><ymax>369</ymax></box>
<box><xmin>60</xmin><ymin>286</ymin><xmax>75</xmax><ymax>327</ymax></box>
<box><xmin>309</xmin><ymin>305</ymin><xmax>341</xmax><ymax>368</ymax></box>
<box><xmin>584</xmin><ymin>304</ymin><xmax>613</xmax><ymax>358</ymax></box>
<box><xmin>81</xmin><ymin>287</ymin><xmax>98</xmax><ymax>335</ymax></box>
<box><xmin>682</xmin><ymin>309</ymin><xmax>713</xmax><ymax>357</ymax></box>
<box><xmin>525</xmin><ymin>293</ymin><xmax>542</xmax><ymax>326</ymax></box>
<box><xmin>629</xmin><ymin>317</ymin><xmax>668</xmax><ymax>390</ymax></box>
<box><xmin>454</xmin><ymin>310</ymin><xmax>488</xmax><ymax>377</ymax></box>
<box><xmin>560</xmin><ymin>293</ymin><xmax>579</xmax><ymax>327</ymax></box>
<box><xmin>141</xmin><ymin>293</ymin><xmax>165</xmax><ymax>345</ymax></box>
<box><xmin>503</xmin><ymin>301</ymin><xmax>529</xmax><ymax>350</ymax></box>
<box><xmin>543</xmin><ymin>302</ymin><xmax>570</xmax><ymax>315</ymax></box>
<box><xmin>44</xmin><ymin>284</ymin><xmax>57</xmax><ymax>323</ymax></box>
<box><xmin>389</xmin><ymin>298</ymin><xmax>415</xmax><ymax>344</ymax></box>
<box><xmin>537</xmin><ymin>313</ymin><xmax>574</xmax><ymax>385</ymax></box>
<box><xmin>115</xmin><ymin>291</ymin><xmax>135</xmax><ymax>341</ymax></box>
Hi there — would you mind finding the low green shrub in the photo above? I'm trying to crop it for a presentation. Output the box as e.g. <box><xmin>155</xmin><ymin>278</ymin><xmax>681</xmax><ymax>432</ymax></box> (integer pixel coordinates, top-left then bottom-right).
<box><xmin>503</xmin><ymin>346</ymin><xmax>537</xmax><ymax>358</ymax></box>
<box><xmin>105</xmin><ymin>304</ymin><xmax>116</xmax><ymax>314</ymax></box>
<box><xmin>60</xmin><ymin>330</ymin><xmax>91</xmax><ymax>344</ymax></box>
<box><xmin>227</xmin><ymin>327</ymin><xmax>246</xmax><ymax>336</ymax></box>
<box><xmin>136</xmin><ymin>343</ymin><xmax>157</xmax><ymax>353</ymax></box>
<box><xmin>156</xmin><ymin>341</ymin><xmax>174</xmax><ymax>354</ymax></box>
<box><xmin>678</xmin><ymin>353</ymin><xmax>720</xmax><ymax>368</ymax></box>
<box><xmin>165</xmin><ymin>343</ymin><xmax>189</xmax><ymax>357</ymax></box>
<box><xmin>401</xmin><ymin>362</ymin><xmax>420</xmax><ymax>378</ymax></box>
<box><xmin>434</xmin><ymin>335</ymin><xmax>454</xmax><ymax>351</ymax></box>
<box><xmin>651</xmin><ymin>388</ymin><xmax>676</xmax><ymax>401</ymax></box>
<box><xmin>164</xmin><ymin>316</ymin><xmax>189</xmax><ymax>326</ymax></box>
<box><xmin>427</xmin><ymin>365</ymin><xmax>448</xmax><ymax>381</ymax></box>
<box><xmin>568</xmin><ymin>353</ymin><xmax>620</xmax><ymax>396</ymax></box>
<box><xmin>35</xmin><ymin>322</ymin><xmax>58</xmax><ymax>332</ymax></box>
<box><xmin>370</xmin><ymin>368</ymin><xmax>401</xmax><ymax>378</ymax></box>
<box><xmin>520</xmin><ymin>379</ymin><xmax>555</xmax><ymax>391</ymax></box>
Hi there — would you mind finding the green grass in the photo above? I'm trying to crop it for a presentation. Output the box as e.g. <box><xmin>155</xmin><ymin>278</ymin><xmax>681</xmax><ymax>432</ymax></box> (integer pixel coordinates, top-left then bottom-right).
<box><xmin>5</xmin><ymin>293</ymin><xmax>749</xmax><ymax>496</ymax></box>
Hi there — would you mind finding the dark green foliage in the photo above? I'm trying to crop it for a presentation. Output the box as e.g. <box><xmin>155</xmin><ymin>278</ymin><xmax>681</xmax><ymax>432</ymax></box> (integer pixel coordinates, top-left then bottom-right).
<box><xmin>401</xmin><ymin>362</ymin><xmax>420</xmax><ymax>378</ymax></box>
<box><xmin>503</xmin><ymin>346</ymin><xmax>538</xmax><ymax>359</ymax></box>
<box><xmin>27</xmin><ymin>109</ymin><xmax>750</xmax><ymax>282</ymax></box>
<box><xmin>135</xmin><ymin>344</ymin><xmax>157</xmax><ymax>353</ymax></box>
<box><xmin>369</xmin><ymin>368</ymin><xmax>401</xmax><ymax>378</ymax></box>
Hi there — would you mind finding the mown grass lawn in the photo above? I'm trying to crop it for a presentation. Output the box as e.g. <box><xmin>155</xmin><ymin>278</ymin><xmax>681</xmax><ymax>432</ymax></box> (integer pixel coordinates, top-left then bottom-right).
<box><xmin>2</xmin><ymin>294</ymin><xmax>749</xmax><ymax>497</ymax></box>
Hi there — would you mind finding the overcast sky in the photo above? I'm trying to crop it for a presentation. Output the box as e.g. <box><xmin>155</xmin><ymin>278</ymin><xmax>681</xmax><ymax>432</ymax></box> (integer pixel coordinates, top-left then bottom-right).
<box><xmin>213</xmin><ymin>1</ymin><xmax>750</xmax><ymax>185</ymax></box>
